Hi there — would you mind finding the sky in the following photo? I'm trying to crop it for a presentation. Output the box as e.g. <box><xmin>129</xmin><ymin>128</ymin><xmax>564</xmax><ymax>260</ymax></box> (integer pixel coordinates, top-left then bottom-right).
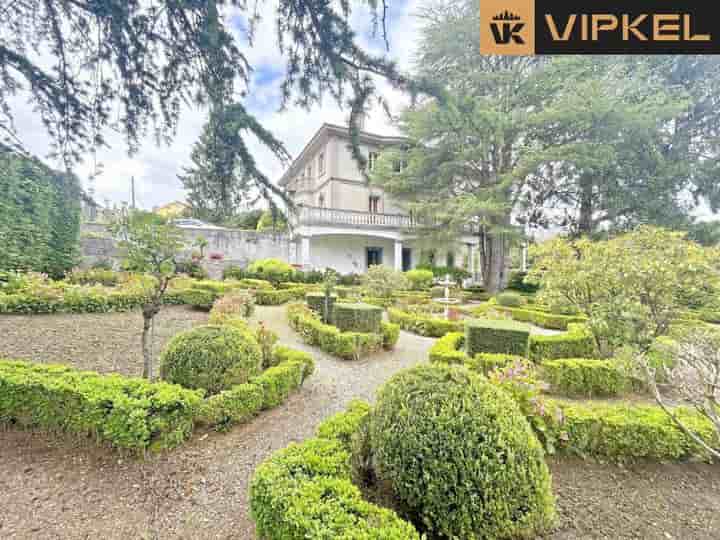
<box><xmin>8</xmin><ymin>0</ymin><xmax>424</xmax><ymax>211</ymax></box>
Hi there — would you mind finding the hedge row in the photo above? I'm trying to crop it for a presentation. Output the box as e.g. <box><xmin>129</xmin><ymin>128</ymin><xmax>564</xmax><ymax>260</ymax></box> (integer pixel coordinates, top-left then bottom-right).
<box><xmin>542</xmin><ymin>358</ymin><xmax>637</xmax><ymax>398</ymax></box>
<box><xmin>249</xmin><ymin>403</ymin><xmax>421</xmax><ymax>539</ymax></box>
<box><xmin>0</xmin><ymin>360</ymin><xmax>203</xmax><ymax>451</ymax></box>
<box><xmin>254</xmin><ymin>287</ymin><xmax>306</xmax><ymax>306</ymax></box>
<box><xmin>287</xmin><ymin>303</ymin><xmax>398</xmax><ymax>360</ymax></box>
<box><xmin>428</xmin><ymin>333</ymin><xmax>468</xmax><ymax>365</ymax></box>
<box><xmin>549</xmin><ymin>400</ymin><xmax>717</xmax><ymax>462</ymax></box>
<box><xmin>466</xmin><ymin>319</ymin><xmax>531</xmax><ymax>357</ymax></box>
<box><xmin>528</xmin><ymin>324</ymin><xmax>597</xmax><ymax>362</ymax></box>
<box><xmin>387</xmin><ymin>307</ymin><xmax>463</xmax><ymax>337</ymax></box>
<box><xmin>198</xmin><ymin>346</ymin><xmax>315</xmax><ymax>430</ymax></box>
<box><xmin>493</xmin><ymin>306</ymin><xmax>587</xmax><ymax>331</ymax></box>
<box><xmin>333</xmin><ymin>303</ymin><xmax>383</xmax><ymax>334</ymax></box>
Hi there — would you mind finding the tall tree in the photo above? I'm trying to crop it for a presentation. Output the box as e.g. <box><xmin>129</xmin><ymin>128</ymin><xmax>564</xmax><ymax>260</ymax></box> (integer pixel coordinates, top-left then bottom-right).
<box><xmin>1</xmin><ymin>0</ymin><xmax>413</xmax><ymax>188</ymax></box>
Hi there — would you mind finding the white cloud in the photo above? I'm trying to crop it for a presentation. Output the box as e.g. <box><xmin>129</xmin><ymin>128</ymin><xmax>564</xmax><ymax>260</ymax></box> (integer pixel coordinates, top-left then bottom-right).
<box><xmin>8</xmin><ymin>0</ymin><xmax>425</xmax><ymax>210</ymax></box>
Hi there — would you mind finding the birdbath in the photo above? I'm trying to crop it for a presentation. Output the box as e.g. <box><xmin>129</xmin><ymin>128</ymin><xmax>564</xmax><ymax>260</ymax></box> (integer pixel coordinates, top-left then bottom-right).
<box><xmin>435</xmin><ymin>274</ymin><xmax>460</xmax><ymax>320</ymax></box>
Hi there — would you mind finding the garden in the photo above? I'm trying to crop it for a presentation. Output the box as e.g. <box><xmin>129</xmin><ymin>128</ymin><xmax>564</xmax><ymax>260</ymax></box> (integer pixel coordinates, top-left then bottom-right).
<box><xmin>2</xmin><ymin>229</ymin><xmax>720</xmax><ymax>539</ymax></box>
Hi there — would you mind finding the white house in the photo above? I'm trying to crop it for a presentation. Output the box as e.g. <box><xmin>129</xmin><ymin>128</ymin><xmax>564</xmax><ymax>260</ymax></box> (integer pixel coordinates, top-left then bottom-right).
<box><xmin>280</xmin><ymin>123</ymin><xmax>480</xmax><ymax>276</ymax></box>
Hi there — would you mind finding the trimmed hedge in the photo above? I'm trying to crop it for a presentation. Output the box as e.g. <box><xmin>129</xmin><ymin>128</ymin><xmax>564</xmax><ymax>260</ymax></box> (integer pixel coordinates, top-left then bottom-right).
<box><xmin>197</xmin><ymin>346</ymin><xmax>314</xmax><ymax>430</ymax></box>
<box><xmin>549</xmin><ymin>400</ymin><xmax>718</xmax><ymax>462</ymax></box>
<box><xmin>370</xmin><ymin>365</ymin><xmax>556</xmax><ymax>539</ymax></box>
<box><xmin>164</xmin><ymin>287</ymin><xmax>217</xmax><ymax>310</ymax></box>
<box><xmin>0</xmin><ymin>360</ymin><xmax>202</xmax><ymax>451</ymax></box>
<box><xmin>528</xmin><ymin>323</ymin><xmax>596</xmax><ymax>362</ymax></box>
<box><xmin>287</xmin><ymin>303</ymin><xmax>389</xmax><ymax>360</ymax></box>
<box><xmin>387</xmin><ymin>307</ymin><xmax>462</xmax><ymax>338</ymax></box>
<box><xmin>160</xmin><ymin>325</ymin><xmax>262</xmax><ymax>395</ymax></box>
<box><xmin>381</xmin><ymin>322</ymin><xmax>400</xmax><ymax>350</ymax></box>
<box><xmin>428</xmin><ymin>332</ymin><xmax>468</xmax><ymax>365</ymax></box>
<box><xmin>468</xmin><ymin>352</ymin><xmax>527</xmax><ymax>375</ymax></box>
<box><xmin>494</xmin><ymin>305</ymin><xmax>587</xmax><ymax>330</ymax></box>
<box><xmin>333</xmin><ymin>303</ymin><xmax>383</xmax><ymax>334</ymax></box>
<box><xmin>254</xmin><ymin>287</ymin><xmax>306</xmax><ymax>305</ymax></box>
<box><xmin>235</xmin><ymin>278</ymin><xmax>274</xmax><ymax>290</ymax></box>
<box><xmin>542</xmin><ymin>358</ymin><xmax>634</xmax><ymax>397</ymax></box>
<box><xmin>250</xmin><ymin>435</ymin><xmax>420</xmax><ymax>540</ymax></box>
<box><xmin>0</xmin><ymin>286</ymin><xmax>149</xmax><ymax>314</ymax></box>
<box><xmin>306</xmin><ymin>292</ymin><xmax>337</xmax><ymax>320</ymax></box>
<box><xmin>465</xmin><ymin>319</ymin><xmax>531</xmax><ymax>356</ymax></box>
<box><xmin>496</xmin><ymin>291</ymin><xmax>524</xmax><ymax>307</ymax></box>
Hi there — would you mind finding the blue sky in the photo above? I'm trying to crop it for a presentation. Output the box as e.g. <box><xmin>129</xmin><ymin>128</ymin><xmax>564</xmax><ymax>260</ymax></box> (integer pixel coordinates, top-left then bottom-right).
<box><xmin>10</xmin><ymin>0</ymin><xmax>422</xmax><ymax>210</ymax></box>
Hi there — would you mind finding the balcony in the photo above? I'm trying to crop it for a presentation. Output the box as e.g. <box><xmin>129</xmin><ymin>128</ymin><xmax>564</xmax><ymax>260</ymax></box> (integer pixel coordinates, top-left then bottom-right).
<box><xmin>293</xmin><ymin>205</ymin><xmax>479</xmax><ymax>234</ymax></box>
<box><xmin>295</xmin><ymin>205</ymin><xmax>412</xmax><ymax>229</ymax></box>
<box><xmin>286</xmin><ymin>178</ymin><xmax>315</xmax><ymax>192</ymax></box>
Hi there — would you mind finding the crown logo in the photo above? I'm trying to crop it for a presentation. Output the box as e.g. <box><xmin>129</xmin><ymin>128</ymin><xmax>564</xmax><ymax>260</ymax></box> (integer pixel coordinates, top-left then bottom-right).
<box><xmin>492</xmin><ymin>10</ymin><xmax>522</xmax><ymax>21</ymax></box>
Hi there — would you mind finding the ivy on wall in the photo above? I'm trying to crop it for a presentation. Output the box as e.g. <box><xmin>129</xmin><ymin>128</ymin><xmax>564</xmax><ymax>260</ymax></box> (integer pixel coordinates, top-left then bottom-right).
<box><xmin>0</xmin><ymin>147</ymin><xmax>81</xmax><ymax>277</ymax></box>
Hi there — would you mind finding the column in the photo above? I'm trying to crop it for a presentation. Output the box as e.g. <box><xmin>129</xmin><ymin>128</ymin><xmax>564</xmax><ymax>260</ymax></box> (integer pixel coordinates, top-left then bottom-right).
<box><xmin>522</xmin><ymin>242</ymin><xmax>528</xmax><ymax>272</ymax></box>
<box><xmin>301</xmin><ymin>236</ymin><xmax>311</xmax><ymax>269</ymax></box>
<box><xmin>467</xmin><ymin>243</ymin><xmax>475</xmax><ymax>283</ymax></box>
<box><xmin>394</xmin><ymin>240</ymin><xmax>403</xmax><ymax>272</ymax></box>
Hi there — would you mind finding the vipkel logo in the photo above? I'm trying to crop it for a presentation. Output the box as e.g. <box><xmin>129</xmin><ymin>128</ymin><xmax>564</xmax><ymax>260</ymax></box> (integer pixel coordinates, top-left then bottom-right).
<box><xmin>491</xmin><ymin>11</ymin><xmax>526</xmax><ymax>45</ymax></box>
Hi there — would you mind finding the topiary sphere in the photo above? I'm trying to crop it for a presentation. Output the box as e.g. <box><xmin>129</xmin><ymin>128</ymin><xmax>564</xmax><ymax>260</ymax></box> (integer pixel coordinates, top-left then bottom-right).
<box><xmin>369</xmin><ymin>364</ymin><xmax>555</xmax><ymax>539</ymax></box>
<box><xmin>160</xmin><ymin>325</ymin><xmax>262</xmax><ymax>395</ymax></box>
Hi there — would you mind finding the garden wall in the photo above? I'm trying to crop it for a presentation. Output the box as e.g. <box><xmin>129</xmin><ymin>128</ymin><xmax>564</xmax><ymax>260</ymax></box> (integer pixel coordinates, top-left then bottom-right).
<box><xmin>80</xmin><ymin>223</ymin><xmax>291</xmax><ymax>277</ymax></box>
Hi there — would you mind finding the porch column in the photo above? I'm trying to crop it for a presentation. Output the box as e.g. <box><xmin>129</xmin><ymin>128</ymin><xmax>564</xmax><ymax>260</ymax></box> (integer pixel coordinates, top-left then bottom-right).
<box><xmin>301</xmin><ymin>236</ymin><xmax>311</xmax><ymax>269</ymax></box>
<box><xmin>394</xmin><ymin>240</ymin><xmax>403</xmax><ymax>272</ymax></box>
<box><xmin>522</xmin><ymin>242</ymin><xmax>528</xmax><ymax>272</ymax></box>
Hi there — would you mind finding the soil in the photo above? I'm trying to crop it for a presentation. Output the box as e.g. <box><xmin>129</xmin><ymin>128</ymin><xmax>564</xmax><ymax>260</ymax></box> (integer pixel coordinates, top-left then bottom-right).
<box><xmin>0</xmin><ymin>305</ymin><xmax>718</xmax><ymax>539</ymax></box>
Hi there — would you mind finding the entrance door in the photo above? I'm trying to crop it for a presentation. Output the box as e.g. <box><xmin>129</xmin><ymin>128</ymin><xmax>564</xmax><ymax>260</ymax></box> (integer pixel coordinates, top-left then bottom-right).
<box><xmin>366</xmin><ymin>247</ymin><xmax>383</xmax><ymax>268</ymax></box>
<box><xmin>402</xmin><ymin>248</ymin><xmax>412</xmax><ymax>271</ymax></box>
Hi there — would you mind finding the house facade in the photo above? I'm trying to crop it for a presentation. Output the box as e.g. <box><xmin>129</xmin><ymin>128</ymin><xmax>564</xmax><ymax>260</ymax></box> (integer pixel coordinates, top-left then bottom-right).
<box><xmin>281</xmin><ymin>123</ymin><xmax>480</xmax><ymax>276</ymax></box>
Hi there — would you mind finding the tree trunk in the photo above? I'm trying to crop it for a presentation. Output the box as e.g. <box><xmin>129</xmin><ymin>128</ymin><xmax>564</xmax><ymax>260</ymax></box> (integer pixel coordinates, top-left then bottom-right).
<box><xmin>141</xmin><ymin>303</ymin><xmax>160</xmax><ymax>380</ymax></box>
<box><xmin>481</xmin><ymin>230</ymin><xmax>506</xmax><ymax>294</ymax></box>
<box><xmin>577</xmin><ymin>174</ymin><xmax>594</xmax><ymax>237</ymax></box>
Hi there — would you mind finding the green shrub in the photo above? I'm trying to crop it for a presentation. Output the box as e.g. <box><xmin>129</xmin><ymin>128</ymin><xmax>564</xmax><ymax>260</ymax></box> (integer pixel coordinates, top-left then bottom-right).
<box><xmin>67</xmin><ymin>268</ymin><xmax>120</xmax><ymax>287</ymax></box>
<box><xmin>404</xmin><ymin>269</ymin><xmax>434</xmax><ymax>290</ymax></box>
<box><xmin>316</xmin><ymin>400</ymin><xmax>371</xmax><ymax>450</ymax></box>
<box><xmin>528</xmin><ymin>323</ymin><xmax>597</xmax><ymax>362</ymax></box>
<box><xmin>494</xmin><ymin>306</ymin><xmax>587</xmax><ymax>330</ymax></box>
<box><xmin>306</xmin><ymin>291</ymin><xmax>337</xmax><ymax>320</ymax></box>
<box><xmin>247</xmin><ymin>258</ymin><xmax>295</xmax><ymax>285</ymax></box>
<box><xmin>250</xmin><ymin>437</ymin><xmax>420</xmax><ymax>540</ymax></box>
<box><xmin>430</xmin><ymin>285</ymin><xmax>445</xmax><ymax>298</ymax></box>
<box><xmin>465</xmin><ymin>319</ymin><xmax>530</xmax><ymax>357</ymax></box>
<box><xmin>542</xmin><ymin>358</ymin><xmax>633</xmax><ymax>397</ymax></box>
<box><xmin>496</xmin><ymin>291</ymin><xmax>524</xmax><ymax>307</ymax></box>
<box><xmin>163</xmin><ymin>287</ymin><xmax>217</xmax><ymax>309</ymax></box>
<box><xmin>387</xmin><ymin>307</ymin><xmax>462</xmax><ymax>338</ymax></box>
<box><xmin>549</xmin><ymin>400</ymin><xmax>717</xmax><ymax>462</ymax></box>
<box><xmin>468</xmin><ymin>352</ymin><xmax>527</xmax><ymax>375</ymax></box>
<box><xmin>0</xmin><ymin>359</ymin><xmax>202</xmax><ymax>451</ymax></box>
<box><xmin>332</xmin><ymin>303</ymin><xmax>383</xmax><ymax>333</ymax></box>
<box><xmin>198</xmin><ymin>383</ymin><xmax>264</xmax><ymax>430</ymax></box>
<box><xmin>380</xmin><ymin>322</ymin><xmax>400</xmax><ymax>350</ymax></box>
<box><xmin>160</xmin><ymin>325</ymin><xmax>262</xmax><ymax>395</ymax></box>
<box><xmin>361</xmin><ymin>265</ymin><xmax>409</xmax><ymax>298</ymax></box>
<box><xmin>507</xmin><ymin>271</ymin><xmax>539</xmax><ymax>294</ymax></box>
<box><xmin>254</xmin><ymin>288</ymin><xmax>297</xmax><ymax>305</ymax></box>
<box><xmin>235</xmin><ymin>278</ymin><xmax>274</xmax><ymax>290</ymax></box>
<box><xmin>287</xmin><ymin>303</ymin><xmax>384</xmax><ymax>360</ymax></box>
<box><xmin>370</xmin><ymin>365</ymin><xmax>556</xmax><ymax>539</ymax></box>
<box><xmin>428</xmin><ymin>332</ymin><xmax>468</xmax><ymax>365</ymax></box>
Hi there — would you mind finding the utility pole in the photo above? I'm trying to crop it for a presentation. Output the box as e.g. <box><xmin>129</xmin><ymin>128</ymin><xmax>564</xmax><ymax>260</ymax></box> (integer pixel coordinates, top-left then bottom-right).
<box><xmin>131</xmin><ymin>176</ymin><xmax>136</xmax><ymax>209</ymax></box>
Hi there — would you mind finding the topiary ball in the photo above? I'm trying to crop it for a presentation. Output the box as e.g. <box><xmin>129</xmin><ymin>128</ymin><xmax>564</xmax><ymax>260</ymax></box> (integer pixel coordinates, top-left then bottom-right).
<box><xmin>160</xmin><ymin>324</ymin><xmax>262</xmax><ymax>395</ymax></box>
<box><xmin>369</xmin><ymin>364</ymin><xmax>555</xmax><ymax>539</ymax></box>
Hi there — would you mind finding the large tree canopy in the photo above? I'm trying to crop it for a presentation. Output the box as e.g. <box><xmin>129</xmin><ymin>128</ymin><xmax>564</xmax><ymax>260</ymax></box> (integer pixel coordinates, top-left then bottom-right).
<box><xmin>0</xmin><ymin>0</ymin><xmax>412</xmax><ymax>179</ymax></box>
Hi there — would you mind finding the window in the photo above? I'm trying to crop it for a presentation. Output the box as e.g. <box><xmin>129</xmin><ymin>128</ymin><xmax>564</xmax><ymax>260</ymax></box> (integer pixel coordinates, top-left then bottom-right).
<box><xmin>318</xmin><ymin>152</ymin><xmax>325</xmax><ymax>175</ymax></box>
<box><xmin>318</xmin><ymin>194</ymin><xmax>325</xmax><ymax>208</ymax></box>
<box><xmin>447</xmin><ymin>252</ymin><xmax>455</xmax><ymax>268</ymax></box>
<box><xmin>368</xmin><ymin>151</ymin><xmax>378</xmax><ymax>171</ymax></box>
<box><xmin>367</xmin><ymin>247</ymin><xmax>383</xmax><ymax>267</ymax></box>
<box><xmin>369</xmin><ymin>195</ymin><xmax>381</xmax><ymax>214</ymax></box>
<box><xmin>306</xmin><ymin>163</ymin><xmax>313</xmax><ymax>179</ymax></box>
<box><xmin>393</xmin><ymin>158</ymin><xmax>408</xmax><ymax>173</ymax></box>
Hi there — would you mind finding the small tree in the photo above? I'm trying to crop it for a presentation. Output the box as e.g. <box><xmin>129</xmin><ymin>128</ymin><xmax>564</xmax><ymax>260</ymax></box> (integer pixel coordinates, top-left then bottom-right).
<box><xmin>642</xmin><ymin>327</ymin><xmax>720</xmax><ymax>460</ymax></box>
<box><xmin>528</xmin><ymin>227</ymin><xmax>719</xmax><ymax>356</ymax></box>
<box><xmin>361</xmin><ymin>265</ymin><xmax>409</xmax><ymax>299</ymax></box>
<box><xmin>112</xmin><ymin>211</ymin><xmax>184</xmax><ymax>379</ymax></box>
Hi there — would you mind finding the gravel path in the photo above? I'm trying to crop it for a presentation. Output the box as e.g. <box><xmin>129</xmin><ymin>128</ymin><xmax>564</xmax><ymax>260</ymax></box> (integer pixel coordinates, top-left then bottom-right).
<box><xmin>0</xmin><ymin>305</ymin><xmax>434</xmax><ymax>540</ymax></box>
<box><xmin>1</xmin><ymin>306</ymin><xmax>718</xmax><ymax>540</ymax></box>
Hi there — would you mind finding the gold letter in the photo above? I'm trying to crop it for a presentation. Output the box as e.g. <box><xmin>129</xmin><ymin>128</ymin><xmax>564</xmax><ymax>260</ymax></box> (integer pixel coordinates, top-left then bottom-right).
<box><xmin>545</xmin><ymin>14</ymin><xmax>576</xmax><ymax>41</ymax></box>
<box><xmin>592</xmin><ymin>15</ymin><xmax>618</xmax><ymax>40</ymax></box>
<box><xmin>654</xmin><ymin>14</ymin><xmax>681</xmax><ymax>41</ymax></box>
<box><xmin>581</xmin><ymin>14</ymin><xmax>589</xmax><ymax>41</ymax></box>
<box><xmin>684</xmin><ymin>14</ymin><xmax>711</xmax><ymax>41</ymax></box>
<box><xmin>622</xmin><ymin>14</ymin><xmax>648</xmax><ymax>41</ymax></box>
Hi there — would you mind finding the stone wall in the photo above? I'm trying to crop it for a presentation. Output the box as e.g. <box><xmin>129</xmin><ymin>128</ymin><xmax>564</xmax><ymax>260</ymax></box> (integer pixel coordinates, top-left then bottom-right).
<box><xmin>80</xmin><ymin>223</ymin><xmax>292</xmax><ymax>276</ymax></box>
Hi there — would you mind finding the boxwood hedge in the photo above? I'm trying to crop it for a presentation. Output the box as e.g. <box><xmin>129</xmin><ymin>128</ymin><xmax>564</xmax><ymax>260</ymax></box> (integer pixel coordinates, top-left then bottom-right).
<box><xmin>332</xmin><ymin>303</ymin><xmax>383</xmax><ymax>334</ymax></box>
<box><xmin>465</xmin><ymin>319</ymin><xmax>531</xmax><ymax>356</ymax></box>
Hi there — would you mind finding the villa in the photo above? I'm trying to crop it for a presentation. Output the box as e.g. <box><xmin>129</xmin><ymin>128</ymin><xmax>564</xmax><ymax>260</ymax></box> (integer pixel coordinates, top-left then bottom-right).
<box><xmin>281</xmin><ymin>122</ymin><xmax>481</xmax><ymax>277</ymax></box>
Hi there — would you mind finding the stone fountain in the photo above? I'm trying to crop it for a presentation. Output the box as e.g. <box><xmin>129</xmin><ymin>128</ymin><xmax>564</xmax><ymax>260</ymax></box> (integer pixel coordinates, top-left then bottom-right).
<box><xmin>435</xmin><ymin>274</ymin><xmax>460</xmax><ymax>320</ymax></box>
